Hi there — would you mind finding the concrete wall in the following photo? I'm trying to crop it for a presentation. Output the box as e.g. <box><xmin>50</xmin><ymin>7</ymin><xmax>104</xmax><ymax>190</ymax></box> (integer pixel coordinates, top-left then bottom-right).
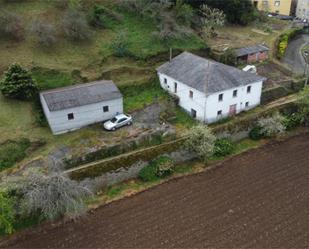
<box><xmin>40</xmin><ymin>95</ymin><xmax>123</xmax><ymax>135</ymax></box>
<box><xmin>158</xmin><ymin>73</ymin><xmax>263</xmax><ymax>124</ymax></box>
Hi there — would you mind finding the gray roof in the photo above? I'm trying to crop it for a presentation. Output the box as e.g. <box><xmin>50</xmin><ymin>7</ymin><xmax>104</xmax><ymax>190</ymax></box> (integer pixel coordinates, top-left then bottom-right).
<box><xmin>235</xmin><ymin>44</ymin><xmax>269</xmax><ymax>57</ymax></box>
<box><xmin>40</xmin><ymin>80</ymin><xmax>122</xmax><ymax>112</ymax></box>
<box><xmin>157</xmin><ymin>52</ymin><xmax>265</xmax><ymax>95</ymax></box>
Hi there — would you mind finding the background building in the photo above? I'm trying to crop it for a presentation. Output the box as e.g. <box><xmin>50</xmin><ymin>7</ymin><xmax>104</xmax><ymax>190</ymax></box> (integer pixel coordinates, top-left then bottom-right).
<box><xmin>296</xmin><ymin>0</ymin><xmax>309</xmax><ymax>19</ymax></box>
<box><xmin>252</xmin><ymin>0</ymin><xmax>292</xmax><ymax>15</ymax></box>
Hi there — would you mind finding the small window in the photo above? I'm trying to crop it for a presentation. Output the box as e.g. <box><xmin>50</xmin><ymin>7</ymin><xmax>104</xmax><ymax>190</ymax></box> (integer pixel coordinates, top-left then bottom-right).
<box><xmin>164</xmin><ymin>78</ymin><xmax>167</xmax><ymax>84</ymax></box>
<box><xmin>247</xmin><ymin>85</ymin><xmax>251</xmax><ymax>93</ymax></box>
<box><xmin>233</xmin><ymin>90</ymin><xmax>238</xmax><ymax>98</ymax></box>
<box><xmin>245</xmin><ymin>102</ymin><xmax>249</xmax><ymax>107</ymax></box>
<box><xmin>174</xmin><ymin>82</ymin><xmax>177</xmax><ymax>93</ymax></box>
<box><xmin>103</xmin><ymin>106</ymin><xmax>109</xmax><ymax>112</ymax></box>
<box><xmin>189</xmin><ymin>90</ymin><xmax>193</xmax><ymax>99</ymax></box>
<box><xmin>68</xmin><ymin>113</ymin><xmax>74</xmax><ymax>120</ymax></box>
<box><xmin>217</xmin><ymin>110</ymin><xmax>222</xmax><ymax>116</ymax></box>
<box><xmin>218</xmin><ymin>93</ymin><xmax>223</xmax><ymax>102</ymax></box>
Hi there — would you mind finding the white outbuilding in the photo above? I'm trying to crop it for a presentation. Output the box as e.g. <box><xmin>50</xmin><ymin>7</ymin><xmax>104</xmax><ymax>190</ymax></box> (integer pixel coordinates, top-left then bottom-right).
<box><xmin>40</xmin><ymin>80</ymin><xmax>123</xmax><ymax>135</ymax></box>
<box><xmin>157</xmin><ymin>52</ymin><xmax>266</xmax><ymax>124</ymax></box>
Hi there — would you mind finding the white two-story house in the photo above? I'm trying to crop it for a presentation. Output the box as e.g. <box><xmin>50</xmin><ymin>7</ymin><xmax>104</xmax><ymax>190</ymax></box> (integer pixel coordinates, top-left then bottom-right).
<box><xmin>157</xmin><ymin>52</ymin><xmax>266</xmax><ymax>123</ymax></box>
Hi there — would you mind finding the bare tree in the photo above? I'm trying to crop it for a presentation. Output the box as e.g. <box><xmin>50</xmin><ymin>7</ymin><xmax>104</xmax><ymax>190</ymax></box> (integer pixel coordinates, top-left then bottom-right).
<box><xmin>199</xmin><ymin>5</ymin><xmax>225</xmax><ymax>38</ymax></box>
<box><xmin>13</xmin><ymin>169</ymin><xmax>92</xmax><ymax>220</ymax></box>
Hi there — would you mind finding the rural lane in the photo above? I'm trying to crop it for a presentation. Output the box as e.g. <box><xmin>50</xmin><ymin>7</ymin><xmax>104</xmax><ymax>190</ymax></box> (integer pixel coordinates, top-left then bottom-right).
<box><xmin>282</xmin><ymin>34</ymin><xmax>309</xmax><ymax>74</ymax></box>
<box><xmin>1</xmin><ymin>133</ymin><xmax>309</xmax><ymax>248</ymax></box>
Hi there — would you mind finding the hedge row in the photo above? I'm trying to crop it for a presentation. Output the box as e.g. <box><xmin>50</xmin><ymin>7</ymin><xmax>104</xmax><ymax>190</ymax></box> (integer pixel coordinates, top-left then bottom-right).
<box><xmin>275</xmin><ymin>28</ymin><xmax>303</xmax><ymax>60</ymax></box>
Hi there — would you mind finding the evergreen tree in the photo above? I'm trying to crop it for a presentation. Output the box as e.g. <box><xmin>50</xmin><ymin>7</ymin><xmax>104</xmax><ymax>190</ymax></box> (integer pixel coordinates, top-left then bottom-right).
<box><xmin>0</xmin><ymin>64</ymin><xmax>38</xmax><ymax>100</ymax></box>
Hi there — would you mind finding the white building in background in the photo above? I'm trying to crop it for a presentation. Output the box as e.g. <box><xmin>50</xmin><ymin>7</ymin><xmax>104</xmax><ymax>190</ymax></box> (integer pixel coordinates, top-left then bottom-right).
<box><xmin>297</xmin><ymin>0</ymin><xmax>309</xmax><ymax>20</ymax></box>
<box><xmin>157</xmin><ymin>52</ymin><xmax>265</xmax><ymax>124</ymax></box>
<box><xmin>40</xmin><ymin>80</ymin><xmax>123</xmax><ymax>135</ymax></box>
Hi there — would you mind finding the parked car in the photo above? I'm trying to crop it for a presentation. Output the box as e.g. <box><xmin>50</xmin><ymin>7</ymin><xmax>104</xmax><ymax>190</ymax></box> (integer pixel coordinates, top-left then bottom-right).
<box><xmin>103</xmin><ymin>114</ymin><xmax>133</xmax><ymax>131</ymax></box>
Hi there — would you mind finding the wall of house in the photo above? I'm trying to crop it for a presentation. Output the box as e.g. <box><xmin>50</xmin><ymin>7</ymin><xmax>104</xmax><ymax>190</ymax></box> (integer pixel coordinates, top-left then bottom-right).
<box><xmin>205</xmin><ymin>81</ymin><xmax>263</xmax><ymax>123</ymax></box>
<box><xmin>296</xmin><ymin>0</ymin><xmax>309</xmax><ymax>19</ymax></box>
<box><xmin>253</xmin><ymin>0</ymin><xmax>292</xmax><ymax>15</ymax></box>
<box><xmin>40</xmin><ymin>95</ymin><xmax>123</xmax><ymax>135</ymax></box>
<box><xmin>158</xmin><ymin>73</ymin><xmax>207</xmax><ymax>121</ymax></box>
<box><xmin>158</xmin><ymin>73</ymin><xmax>263</xmax><ymax>124</ymax></box>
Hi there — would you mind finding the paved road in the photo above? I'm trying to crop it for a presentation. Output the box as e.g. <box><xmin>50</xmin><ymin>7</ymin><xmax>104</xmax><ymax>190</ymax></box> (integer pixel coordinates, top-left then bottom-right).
<box><xmin>1</xmin><ymin>133</ymin><xmax>309</xmax><ymax>249</ymax></box>
<box><xmin>282</xmin><ymin>34</ymin><xmax>309</xmax><ymax>74</ymax></box>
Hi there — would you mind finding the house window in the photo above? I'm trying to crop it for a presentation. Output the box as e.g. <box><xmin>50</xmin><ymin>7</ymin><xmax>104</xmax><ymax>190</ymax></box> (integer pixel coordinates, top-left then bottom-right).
<box><xmin>218</xmin><ymin>93</ymin><xmax>223</xmax><ymax>102</ymax></box>
<box><xmin>217</xmin><ymin>110</ymin><xmax>222</xmax><ymax>116</ymax></box>
<box><xmin>233</xmin><ymin>90</ymin><xmax>238</xmax><ymax>98</ymax></box>
<box><xmin>191</xmin><ymin>109</ymin><xmax>197</xmax><ymax>118</ymax></box>
<box><xmin>245</xmin><ymin>102</ymin><xmax>249</xmax><ymax>107</ymax></box>
<box><xmin>103</xmin><ymin>106</ymin><xmax>109</xmax><ymax>112</ymax></box>
<box><xmin>247</xmin><ymin>85</ymin><xmax>252</xmax><ymax>93</ymax></box>
<box><xmin>189</xmin><ymin>90</ymin><xmax>193</xmax><ymax>99</ymax></box>
<box><xmin>164</xmin><ymin>78</ymin><xmax>167</xmax><ymax>84</ymax></box>
<box><xmin>174</xmin><ymin>82</ymin><xmax>177</xmax><ymax>93</ymax></box>
<box><xmin>67</xmin><ymin>113</ymin><xmax>74</xmax><ymax>120</ymax></box>
<box><xmin>274</xmin><ymin>1</ymin><xmax>280</xmax><ymax>7</ymax></box>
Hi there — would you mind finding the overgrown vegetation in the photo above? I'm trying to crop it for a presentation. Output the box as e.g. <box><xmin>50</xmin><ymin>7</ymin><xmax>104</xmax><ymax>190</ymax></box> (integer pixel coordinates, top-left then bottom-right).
<box><xmin>138</xmin><ymin>155</ymin><xmax>174</xmax><ymax>182</ymax></box>
<box><xmin>0</xmin><ymin>138</ymin><xmax>31</xmax><ymax>171</ymax></box>
<box><xmin>277</xmin><ymin>29</ymin><xmax>302</xmax><ymax>59</ymax></box>
<box><xmin>213</xmin><ymin>138</ymin><xmax>235</xmax><ymax>157</ymax></box>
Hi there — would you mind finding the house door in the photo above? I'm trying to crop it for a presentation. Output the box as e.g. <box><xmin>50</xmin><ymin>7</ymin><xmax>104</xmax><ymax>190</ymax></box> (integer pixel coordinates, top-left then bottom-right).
<box><xmin>191</xmin><ymin>109</ymin><xmax>197</xmax><ymax>118</ymax></box>
<box><xmin>229</xmin><ymin>104</ymin><xmax>237</xmax><ymax>116</ymax></box>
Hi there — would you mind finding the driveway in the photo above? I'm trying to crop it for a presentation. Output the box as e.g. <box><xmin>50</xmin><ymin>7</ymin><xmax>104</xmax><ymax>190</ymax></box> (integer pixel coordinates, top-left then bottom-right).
<box><xmin>282</xmin><ymin>34</ymin><xmax>309</xmax><ymax>74</ymax></box>
<box><xmin>1</xmin><ymin>133</ymin><xmax>309</xmax><ymax>249</ymax></box>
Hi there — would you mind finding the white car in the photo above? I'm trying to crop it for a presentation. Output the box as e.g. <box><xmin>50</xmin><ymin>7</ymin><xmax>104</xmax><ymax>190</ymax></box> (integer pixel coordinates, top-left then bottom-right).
<box><xmin>103</xmin><ymin>114</ymin><xmax>133</xmax><ymax>131</ymax></box>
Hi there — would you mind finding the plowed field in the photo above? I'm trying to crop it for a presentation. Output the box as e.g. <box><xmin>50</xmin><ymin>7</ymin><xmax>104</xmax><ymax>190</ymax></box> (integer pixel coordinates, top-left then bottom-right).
<box><xmin>2</xmin><ymin>134</ymin><xmax>309</xmax><ymax>249</ymax></box>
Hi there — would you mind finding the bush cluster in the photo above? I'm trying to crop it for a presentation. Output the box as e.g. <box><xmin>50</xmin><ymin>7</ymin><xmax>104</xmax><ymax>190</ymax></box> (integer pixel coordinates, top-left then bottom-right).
<box><xmin>277</xmin><ymin>29</ymin><xmax>302</xmax><ymax>59</ymax></box>
<box><xmin>138</xmin><ymin>156</ymin><xmax>174</xmax><ymax>182</ymax></box>
<box><xmin>213</xmin><ymin>138</ymin><xmax>234</xmax><ymax>157</ymax></box>
<box><xmin>0</xmin><ymin>138</ymin><xmax>31</xmax><ymax>171</ymax></box>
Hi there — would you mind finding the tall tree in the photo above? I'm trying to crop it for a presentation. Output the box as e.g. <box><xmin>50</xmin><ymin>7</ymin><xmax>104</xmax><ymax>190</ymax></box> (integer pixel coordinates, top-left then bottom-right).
<box><xmin>0</xmin><ymin>64</ymin><xmax>38</xmax><ymax>100</ymax></box>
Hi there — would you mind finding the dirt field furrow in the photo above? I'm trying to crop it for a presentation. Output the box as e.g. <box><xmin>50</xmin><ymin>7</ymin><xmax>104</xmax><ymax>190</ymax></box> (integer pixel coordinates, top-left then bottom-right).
<box><xmin>2</xmin><ymin>133</ymin><xmax>309</xmax><ymax>249</ymax></box>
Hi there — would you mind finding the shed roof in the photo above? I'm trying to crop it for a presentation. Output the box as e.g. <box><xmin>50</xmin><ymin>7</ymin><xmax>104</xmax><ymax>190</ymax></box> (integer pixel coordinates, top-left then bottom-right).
<box><xmin>157</xmin><ymin>52</ymin><xmax>265</xmax><ymax>95</ymax></box>
<box><xmin>40</xmin><ymin>80</ymin><xmax>122</xmax><ymax>112</ymax></box>
<box><xmin>235</xmin><ymin>44</ymin><xmax>269</xmax><ymax>57</ymax></box>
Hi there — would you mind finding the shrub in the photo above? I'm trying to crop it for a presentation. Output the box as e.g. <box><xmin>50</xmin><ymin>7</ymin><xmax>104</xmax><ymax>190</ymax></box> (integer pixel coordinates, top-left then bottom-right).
<box><xmin>249</xmin><ymin>125</ymin><xmax>264</xmax><ymax>140</ymax></box>
<box><xmin>0</xmin><ymin>10</ymin><xmax>24</xmax><ymax>41</ymax></box>
<box><xmin>0</xmin><ymin>64</ymin><xmax>38</xmax><ymax>100</ymax></box>
<box><xmin>89</xmin><ymin>5</ymin><xmax>121</xmax><ymax>28</ymax></box>
<box><xmin>213</xmin><ymin>138</ymin><xmax>234</xmax><ymax>157</ymax></box>
<box><xmin>298</xmin><ymin>86</ymin><xmax>309</xmax><ymax>123</ymax></box>
<box><xmin>0</xmin><ymin>192</ymin><xmax>16</xmax><ymax>235</ymax></box>
<box><xmin>62</xmin><ymin>9</ymin><xmax>92</xmax><ymax>41</ymax></box>
<box><xmin>138</xmin><ymin>156</ymin><xmax>174</xmax><ymax>182</ymax></box>
<box><xmin>185</xmin><ymin>124</ymin><xmax>216</xmax><ymax>162</ymax></box>
<box><xmin>258</xmin><ymin>112</ymin><xmax>286</xmax><ymax>137</ymax></box>
<box><xmin>110</xmin><ymin>31</ymin><xmax>131</xmax><ymax>57</ymax></box>
<box><xmin>220</xmin><ymin>48</ymin><xmax>236</xmax><ymax>66</ymax></box>
<box><xmin>175</xmin><ymin>0</ymin><xmax>194</xmax><ymax>26</ymax></box>
<box><xmin>15</xmin><ymin>170</ymin><xmax>92</xmax><ymax>220</ymax></box>
<box><xmin>0</xmin><ymin>138</ymin><xmax>31</xmax><ymax>171</ymax></box>
<box><xmin>30</xmin><ymin>20</ymin><xmax>57</xmax><ymax>47</ymax></box>
<box><xmin>283</xmin><ymin>112</ymin><xmax>304</xmax><ymax>130</ymax></box>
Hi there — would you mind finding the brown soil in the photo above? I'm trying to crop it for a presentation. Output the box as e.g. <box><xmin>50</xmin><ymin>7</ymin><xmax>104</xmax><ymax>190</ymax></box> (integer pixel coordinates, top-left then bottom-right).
<box><xmin>2</xmin><ymin>134</ymin><xmax>309</xmax><ymax>249</ymax></box>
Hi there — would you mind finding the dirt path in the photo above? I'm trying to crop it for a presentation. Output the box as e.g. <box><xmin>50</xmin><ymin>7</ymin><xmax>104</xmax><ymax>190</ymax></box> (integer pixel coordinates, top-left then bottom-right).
<box><xmin>2</xmin><ymin>134</ymin><xmax>309</xmax><ymax>249</ymax></box>
<box><xmin>282</xmin><ymin>34</ymin><xmax>309</xmax><ymax>74</ymax></box>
